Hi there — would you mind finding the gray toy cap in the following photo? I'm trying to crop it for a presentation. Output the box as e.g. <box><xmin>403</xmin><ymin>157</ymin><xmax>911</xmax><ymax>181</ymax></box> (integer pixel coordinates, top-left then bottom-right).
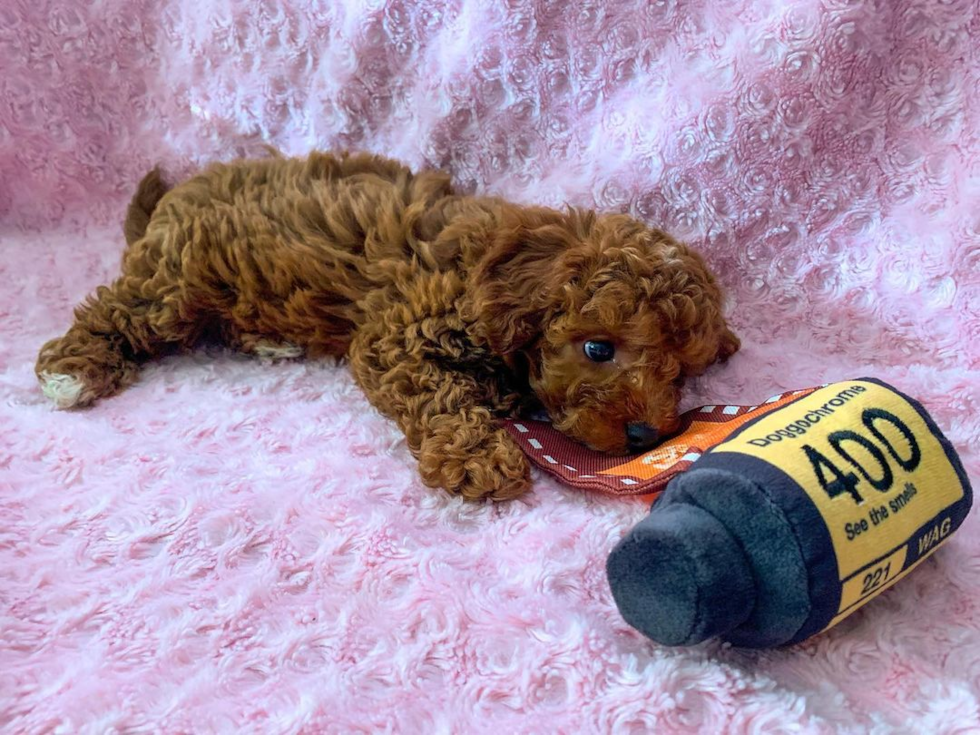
<box><xmin>606</xmin><ymin>502</ymin><xmax>756</xmax><ymax>646</ymax></box>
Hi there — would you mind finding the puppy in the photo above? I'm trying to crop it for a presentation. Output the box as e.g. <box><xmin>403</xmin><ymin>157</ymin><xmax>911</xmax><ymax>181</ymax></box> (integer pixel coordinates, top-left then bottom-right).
<box><xmin>36</xmin><ymin>151</ymin><xmax>739</xmax><ymax>500</ymax></box>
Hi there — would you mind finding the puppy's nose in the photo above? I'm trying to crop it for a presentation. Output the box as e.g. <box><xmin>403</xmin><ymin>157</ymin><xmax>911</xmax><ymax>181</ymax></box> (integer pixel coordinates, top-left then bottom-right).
<box><xmin>626</xmin><ymin>422</ymin><xmax>660</xmax><ymax>451</ymax></box>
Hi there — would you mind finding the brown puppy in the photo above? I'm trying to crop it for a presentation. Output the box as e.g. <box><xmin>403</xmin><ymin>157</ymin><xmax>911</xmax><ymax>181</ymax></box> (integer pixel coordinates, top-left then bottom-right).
<box><xmin>36</xmin><ymin>151</ymin><xmax>739</xmax><ymax>500</ymax></box>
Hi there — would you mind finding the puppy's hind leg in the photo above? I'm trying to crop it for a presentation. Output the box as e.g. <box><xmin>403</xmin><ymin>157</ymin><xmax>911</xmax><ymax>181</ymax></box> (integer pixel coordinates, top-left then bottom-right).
<box><xmin>36</xmin><ymin>276</ymin><xmax>197</xmax><ymax>409</ymax></box>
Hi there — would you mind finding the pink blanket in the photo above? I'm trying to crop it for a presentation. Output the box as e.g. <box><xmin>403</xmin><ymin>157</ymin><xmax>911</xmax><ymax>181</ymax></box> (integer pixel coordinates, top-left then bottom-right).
<box><xmin>3</xmin><ymin>0</ymin><xmax>979</xmax><ymax>730</ymax></box>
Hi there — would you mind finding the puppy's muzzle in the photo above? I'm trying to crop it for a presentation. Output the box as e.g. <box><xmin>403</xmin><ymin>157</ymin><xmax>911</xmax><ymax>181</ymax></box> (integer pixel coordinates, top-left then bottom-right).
<box><xmin>626</xmin><ymin>422</ymin><xmax>660</xmax><ymax>451</ymax></box>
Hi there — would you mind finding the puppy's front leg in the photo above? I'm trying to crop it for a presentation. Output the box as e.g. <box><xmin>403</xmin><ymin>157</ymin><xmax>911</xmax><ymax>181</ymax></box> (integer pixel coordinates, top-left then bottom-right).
<box><xmin>412</xmin><ymin>384</ymin><xmax>530</xmax><ymax>501</ymax></box>
<box><xmin>349</xmin><ymin>284</ymin><xmax>530</xmax><ymax>501</ymax></box>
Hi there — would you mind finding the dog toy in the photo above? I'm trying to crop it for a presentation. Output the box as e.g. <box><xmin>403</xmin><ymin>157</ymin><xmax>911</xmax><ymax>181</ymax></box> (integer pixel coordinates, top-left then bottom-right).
<box><xmin>506</xmin><ymin>385</ymin><xmax>819</xmax><ymax>499</ymax></box>
<box><xmin>508</xmin><ymin>378</ymin><xmax>973</xmax><ymax>647</ymax></box>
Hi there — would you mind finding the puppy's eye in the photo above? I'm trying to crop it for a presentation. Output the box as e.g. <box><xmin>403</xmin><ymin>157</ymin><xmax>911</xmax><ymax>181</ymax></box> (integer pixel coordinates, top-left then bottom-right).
<box><xmin>583</xmin><ymin>340</ymin><xmax>615</xmax><ymax>362</ymax></box>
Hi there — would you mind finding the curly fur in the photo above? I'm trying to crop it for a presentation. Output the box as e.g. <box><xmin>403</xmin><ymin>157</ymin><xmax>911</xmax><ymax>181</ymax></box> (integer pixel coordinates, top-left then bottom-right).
<box><xmin>36</xmin><ymin>151</ymin><xmax>738</xmax><ymax>500</ymax></box>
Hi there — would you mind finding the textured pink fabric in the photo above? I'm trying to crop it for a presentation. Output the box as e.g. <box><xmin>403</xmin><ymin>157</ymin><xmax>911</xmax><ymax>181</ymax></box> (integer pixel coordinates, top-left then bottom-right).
<box><xmin>2</xmin><ymin>0</ymin><xmax>980</xmax><ymax>731</ymax></box>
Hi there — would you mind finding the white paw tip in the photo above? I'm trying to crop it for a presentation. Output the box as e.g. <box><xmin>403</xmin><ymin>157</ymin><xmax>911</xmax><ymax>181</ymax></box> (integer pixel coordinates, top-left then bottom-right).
<box><xmin>253</xmin><ymin>342</ymin><xmax>303</xmax><ymax>359</ymax></box>
<box><xmin>39</xmin><ymin>372</ymin><xmax>85</xmax><ymax>409</ymax></box>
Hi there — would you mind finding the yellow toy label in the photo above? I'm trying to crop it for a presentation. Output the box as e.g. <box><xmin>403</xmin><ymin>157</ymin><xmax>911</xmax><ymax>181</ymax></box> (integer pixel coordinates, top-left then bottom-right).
<box><xmin>712</xmin><ymin>380</ymin><xmax>966</xmax><ymax>628</ymax></box>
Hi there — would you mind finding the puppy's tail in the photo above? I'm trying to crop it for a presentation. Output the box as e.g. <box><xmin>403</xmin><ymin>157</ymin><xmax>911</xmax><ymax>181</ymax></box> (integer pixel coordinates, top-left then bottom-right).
<box><xmin>123</xmin><ymin>167</ymin><xmax>170</xmax><ymax>246</ymax></box>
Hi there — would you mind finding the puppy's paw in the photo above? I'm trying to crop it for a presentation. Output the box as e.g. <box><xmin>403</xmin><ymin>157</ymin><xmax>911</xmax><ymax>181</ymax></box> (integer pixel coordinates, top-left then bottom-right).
<box><xmin>418</xmin><ymin>420</ymin><xmax>531</xmax><ymax>501</ymax></box>
<box><xmin>38</xmin><ymin>371</ymin><xmax>88</xmax><ymax>409</ymax></box>
<box><xmin>251</xmin><ymin>341</ymin><xmax>304</xmax><ymax>360</ymax></box>
<box><xmin>36</xmin><ymin>333</ymin><xmax>139</xmax><ymax>409</ymax></box>
<box><xmin>235</xmin><ymin>334</ymin><xmax>304</xmax><ymax>360</ymax></box>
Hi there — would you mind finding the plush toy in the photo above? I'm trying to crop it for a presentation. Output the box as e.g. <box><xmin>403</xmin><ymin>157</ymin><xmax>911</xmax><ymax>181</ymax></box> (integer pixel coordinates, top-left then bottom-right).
<box><xmin>507</xmin><ymin>378</ymin><xmax>973</xmax><ymax>648</ymax></box>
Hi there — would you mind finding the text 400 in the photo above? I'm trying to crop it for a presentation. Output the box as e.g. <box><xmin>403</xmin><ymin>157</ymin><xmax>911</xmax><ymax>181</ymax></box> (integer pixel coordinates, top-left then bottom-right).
<box><xmin>803</xmin><ymin>408</ymin><xmax>921</xmax><ymax>505</ymax></box>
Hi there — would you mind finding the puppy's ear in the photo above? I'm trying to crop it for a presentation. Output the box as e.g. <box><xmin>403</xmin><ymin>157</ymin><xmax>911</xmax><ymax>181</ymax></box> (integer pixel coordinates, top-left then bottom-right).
<box><xmin>667</xmin><ymin>317</ymin><xmax>739</xmax><ymax>379</ymax></box>
<box><xmin>716</xmin><ymin>326</ymin><xmax>741</xmax><ymax>362</ymax></box>
<box><xmin>465</xmin><ymin>209</ymin><xmax>574</xmax><ymax>355</ymax></box>
<box><xmin>653</xmin><ymin>248</ymin><xmax>739</xmax><ymax>376</ymax></box>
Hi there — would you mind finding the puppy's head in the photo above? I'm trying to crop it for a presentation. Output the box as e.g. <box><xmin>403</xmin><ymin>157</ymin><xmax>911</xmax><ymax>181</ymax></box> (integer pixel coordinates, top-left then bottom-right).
<box><xmin>469</xmin><ymin>206</ymin><xmax>739</xmax><ymax>455</ymax></box>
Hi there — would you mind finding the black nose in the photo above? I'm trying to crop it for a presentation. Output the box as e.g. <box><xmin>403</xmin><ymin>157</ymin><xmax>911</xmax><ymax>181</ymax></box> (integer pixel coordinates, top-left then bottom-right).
<box><xmin>626</xmin><ymin>422</ymin><xmax>660</xmax><ymax>450</ymax></box>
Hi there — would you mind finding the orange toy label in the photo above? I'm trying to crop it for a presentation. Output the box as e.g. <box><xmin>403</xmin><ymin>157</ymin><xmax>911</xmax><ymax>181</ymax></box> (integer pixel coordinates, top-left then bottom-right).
<box><xmin>505</xmin><ymin>386</ymin><xmax>819</xmax><ymax>499</ymax></box>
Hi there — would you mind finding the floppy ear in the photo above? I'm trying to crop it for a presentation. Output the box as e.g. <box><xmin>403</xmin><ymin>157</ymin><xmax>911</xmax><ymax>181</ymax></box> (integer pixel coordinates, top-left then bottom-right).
<box><xmin>652</xmin><ymin>246</ymin><xmax>740</xmax><ymax>376</ymax></box>
<box><xmin>465</xmin><ymin>208</ymin><xmax>574</xmax><ymax>355</ymax></box>
<box><xmin>684</xmin><ymin>321</ymin><xmax>740</xmax><ymax>376</ymax></box>
<box><xmin>716</xmin><ymin>326</ymin><xmax>741</xmax><ymax>362</ymax></box>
